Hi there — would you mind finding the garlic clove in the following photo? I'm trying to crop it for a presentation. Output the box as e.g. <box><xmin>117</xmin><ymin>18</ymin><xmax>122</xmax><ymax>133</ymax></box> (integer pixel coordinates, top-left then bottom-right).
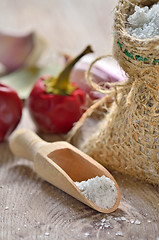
<box><xmin>0</xmin><ymin>31</ymin><xmax>47</xmax><ymax>72</ymax></box>
<box><xmin>24</xmin><ymin>32</ymin><xmax>47</xmax><ymax>68</ymax></box>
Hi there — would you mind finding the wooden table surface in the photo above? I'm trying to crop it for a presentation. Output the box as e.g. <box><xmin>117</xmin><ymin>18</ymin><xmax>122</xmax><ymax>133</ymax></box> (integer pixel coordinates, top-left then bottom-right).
<box><xmin>0</xmin><ymin>1</ymin><xmax>159</xmax><ymax>240</ymax></box>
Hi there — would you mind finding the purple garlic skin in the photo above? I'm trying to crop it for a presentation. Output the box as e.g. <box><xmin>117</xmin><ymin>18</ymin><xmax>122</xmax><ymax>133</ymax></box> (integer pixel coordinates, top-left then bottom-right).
<box><xmin>0</xmin><ymin>31</ymin><xmax>46</xmax><ymax>72</ymax></box>
<box><xmin>70</xmin><ymin>54</ymin><xmax>127</xmax><ymax>100</ymax></box>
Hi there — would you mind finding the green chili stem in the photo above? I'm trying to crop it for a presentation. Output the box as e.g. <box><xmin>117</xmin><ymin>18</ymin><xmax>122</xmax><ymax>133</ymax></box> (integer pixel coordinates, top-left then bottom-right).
<box><xmin>53</xmin><ymin>45</ymin><xmax>93</xmax><ymax>90</ymax></box>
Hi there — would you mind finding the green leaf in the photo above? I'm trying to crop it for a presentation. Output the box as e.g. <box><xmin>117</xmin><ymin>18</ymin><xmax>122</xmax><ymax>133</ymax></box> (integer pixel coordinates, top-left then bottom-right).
<box><xmin>0</xmin><ymin>64</ymin><xmax>62</xmax><ymax>99</ymax></box>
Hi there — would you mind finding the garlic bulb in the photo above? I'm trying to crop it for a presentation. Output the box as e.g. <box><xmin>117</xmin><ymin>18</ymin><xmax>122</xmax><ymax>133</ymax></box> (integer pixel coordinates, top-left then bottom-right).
<box><xmin>70</xmin><ymin>54</ymin><xmax>127</xmax><ymax>100</ymax></box>
<box><xmin>0</xmin><ymin>31</ymin><xmax>46</xmax><ymax>72</ymax></box>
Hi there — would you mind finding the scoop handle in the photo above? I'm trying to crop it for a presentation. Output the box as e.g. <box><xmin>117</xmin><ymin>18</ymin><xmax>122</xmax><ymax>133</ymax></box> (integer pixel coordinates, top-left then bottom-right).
<box><xmin>9</xmin><ymin>129</ymin><xmax>47</xmax><ymax>161</ymax></box>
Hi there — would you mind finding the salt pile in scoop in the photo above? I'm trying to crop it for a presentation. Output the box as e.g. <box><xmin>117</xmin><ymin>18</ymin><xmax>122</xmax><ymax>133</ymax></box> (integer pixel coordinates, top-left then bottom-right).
<box><xmin>75</xmin><ymin>175</ymin><xmax>117</xmax><ymax>210</ymax></box>
<box><xmin>126</xmin><ymin>3</ymin><xmax>159</xmax><ymax>39</ymax></box>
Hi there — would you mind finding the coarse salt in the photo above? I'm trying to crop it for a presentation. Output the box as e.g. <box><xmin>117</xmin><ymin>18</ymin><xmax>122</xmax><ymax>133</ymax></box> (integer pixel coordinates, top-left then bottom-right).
<box><xmin>116</xmin><ymin>231</ymin><xmax>123</xmax><ymax>236</ymax></box>
<box><xmin>147</xmin><ymin>219</ymin><xmax>152</xmax><ymax>223</ymax></box>
<box><xmin>126</xmin><ymin>3</ymin><xmax>159</xmax><ymax>39</ymax></box>
<box><xmin>45</xmin><ymin>232</ymin><xmax>50</xmax><ymax>236</ymax></box>
<box><xmin>84</xmin><ymin>232</ymin><xmax>90</xmax><ymax>237</ymax></box>
<box><xmin>101</xmin><ymin>218</ymin><xmax>106</xmax><ymax>222</ymax></box>
<box><xmin>130</xmin><ymin>219</ymin><xmax>135</xmax><ymax>224</ymax></box>
<box><xmin>74</xmin><ymin>175</ymin><xmax>117</xmax><ymax>209</ymax></box>
<box><xmin>135</xmin><ymin>219</ymin><xmax>141</xmax><ymax>225</ymax></box>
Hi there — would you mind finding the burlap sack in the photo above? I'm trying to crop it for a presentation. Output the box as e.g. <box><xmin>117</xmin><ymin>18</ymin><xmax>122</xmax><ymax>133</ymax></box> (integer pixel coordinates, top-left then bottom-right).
<box><xmin>69</xmin><ymin>0</ymin><xmax>159</xmax><ymax>185</ymax></box>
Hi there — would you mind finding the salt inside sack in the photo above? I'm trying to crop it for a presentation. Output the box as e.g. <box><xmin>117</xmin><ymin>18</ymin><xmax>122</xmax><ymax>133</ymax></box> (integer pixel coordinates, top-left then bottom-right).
<box><xmin>126</xmin><ymin>3</ymin><xmax>159</xmax><ymax>39</ymax></box>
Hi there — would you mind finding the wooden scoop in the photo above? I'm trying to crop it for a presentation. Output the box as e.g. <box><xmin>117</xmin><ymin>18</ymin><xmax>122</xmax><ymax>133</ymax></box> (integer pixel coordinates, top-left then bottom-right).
<box><xmin>9</xmin><ymin>129</ymin><xmax>121</xmax><ymax>213</ymax></box>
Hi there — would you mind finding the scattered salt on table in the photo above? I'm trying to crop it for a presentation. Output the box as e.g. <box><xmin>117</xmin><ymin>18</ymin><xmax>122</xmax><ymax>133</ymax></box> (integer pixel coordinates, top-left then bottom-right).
<box><xmin>74</xmin><ymin>175</ymin><xmax>117</xmax><ymax>209</ymax></box>
<box><xmin>147</xmin><ymin>219</ymin><xmax>152</xmax><ymax>223</ymax></box>
<box><xmin>130</xmin><ymin>219</ymin><xmax>135</xmax><ymax>224</ymax></box>
<box><xmin>84</xmin><ymin>232</ymin><xmax>90</xmax><ymax>237</ymax></box>
<box><xmin>135</xmin><ymin>219</ymin><xmax>141</xmax><ymax>225</ymax></box>
<box><xmin>116</xmin><ymin>231</ymin><xmax>123</xmax><ymax>236</ymax></box>
<box><xmin>126</xmin><ymin>3</ymin><xmax>159</xmax><ymax>39</ymax></box>
<box><xmin>45</xmin><ymin>232</ymin><xmax>50</xmax><ymax>236</ymax></box>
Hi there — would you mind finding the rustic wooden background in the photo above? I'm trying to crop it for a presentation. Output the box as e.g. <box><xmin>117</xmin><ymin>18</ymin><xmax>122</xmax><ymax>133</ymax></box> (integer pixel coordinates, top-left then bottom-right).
<box><xmin>0</xmin><ymin>0</ymin><xmax>159</xmax><ymax>240</ymax></box>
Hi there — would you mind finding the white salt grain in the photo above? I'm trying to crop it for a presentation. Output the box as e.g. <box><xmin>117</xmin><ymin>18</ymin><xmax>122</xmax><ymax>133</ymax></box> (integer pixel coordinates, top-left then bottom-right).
<box><xmin>130</xmin><ymin>219</ymin><xmax>135</xmax><ymax>224</ymax></box>
<box><xmin>45</xmin><ymin>232</ymin><xmax>50</xmax><ymax>236</ymax></box>
<box><xmin>126</xmin><ymin>3</ymin><xmax>159</xmax><ymax>39</ymax></box>
<box><xmin>116</xmin><ymin>231</ymin><xmax>123</xmax><ymax>236</ymax></box>
<box><xmin>101</xmin><ymin>218</ymin><xmax>106</xmax><ymax>222</ymax></box>
<box><xmin>147</xmin><ymin>219</ymin><xmax>152</xmax><ymax>223</ymax></box>
<box><xmin>84</xmin><ymin>232</ymin><xmax>90</xmax><ymax>237</ymax></box>
<box><xmin>135</xmin><ymin>219</ymin><xmax>141</xmax><ymax>225</ymax></box>
<box><xmin>121</xmin><ymin>216</ymin><xmax>126</xmax><ymax>221</ymax></box>
<box><xmin>74</xmin><ymin>175</ymin><xmax>117</xmax><ymax>209</ymax></box>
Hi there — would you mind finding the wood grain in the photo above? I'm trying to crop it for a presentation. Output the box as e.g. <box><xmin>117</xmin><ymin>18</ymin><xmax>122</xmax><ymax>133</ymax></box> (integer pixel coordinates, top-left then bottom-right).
<box><xmin>0</xmin><ymin>0</ymin><xmax>159</xmax><ymax>239</ymax></box>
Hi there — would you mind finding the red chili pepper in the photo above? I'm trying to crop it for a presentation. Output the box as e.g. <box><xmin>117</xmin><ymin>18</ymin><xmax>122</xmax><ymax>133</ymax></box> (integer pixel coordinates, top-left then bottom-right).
<box><xmin>0</xmin><ymin>83</ymin><xmax>22</xmax><ymax>143</ymax></box>
<box><xmin>28</xmin><ymin>46</ymin><xmax>93</xmax><ymax>133</ymax></box>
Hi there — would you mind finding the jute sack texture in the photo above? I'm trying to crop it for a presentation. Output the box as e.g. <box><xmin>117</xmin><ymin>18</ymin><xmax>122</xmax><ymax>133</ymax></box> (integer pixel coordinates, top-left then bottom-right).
<box><xmin>79</xmin><ymin>0</ymin><xmax>159</xmax><ymax>184</ymax></box>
